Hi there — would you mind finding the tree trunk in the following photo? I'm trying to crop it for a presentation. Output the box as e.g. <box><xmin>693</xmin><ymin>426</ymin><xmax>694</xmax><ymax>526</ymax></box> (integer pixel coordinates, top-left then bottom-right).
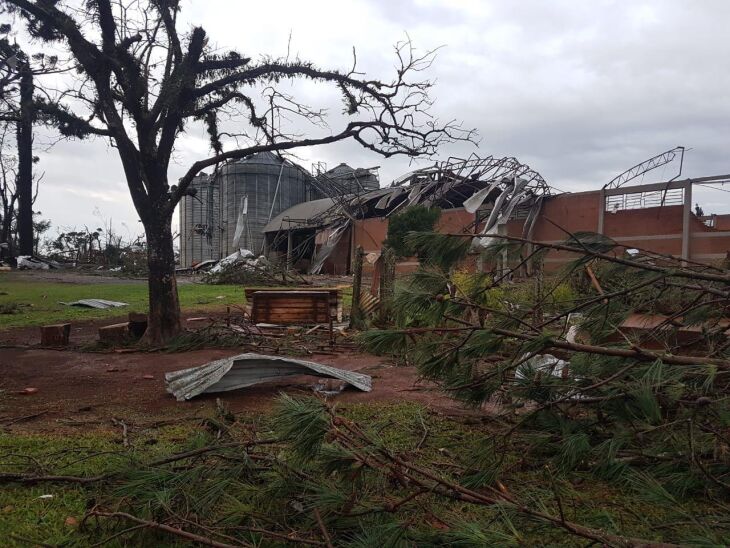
<box><xmin>143</xmin><ymin>215</ymin><xmax>182</xmax><ymax>344</ymax></box>
<box><xmin>17</xmin><ymin>64</ymin><xmax>34</xmax><ymax>257</ymax></box>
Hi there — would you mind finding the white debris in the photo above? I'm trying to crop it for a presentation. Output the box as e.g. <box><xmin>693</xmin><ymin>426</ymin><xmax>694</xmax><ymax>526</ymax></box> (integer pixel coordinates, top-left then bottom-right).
<box><xmin>60</xmin><ymin>299</ymin><xmax>128</xmax><ymax>309</ymax></box>
<box><xmin>209</xmin><ymin>249</ymin><xmax>257</xmax><ymax>274</ymax></box>
<box><xmin>515</xmin><ymin>353</ymin><xmax>569</xmax><ymax>380</ymax></box>
<box><xmin>17</xmin><ymin>256</ymin><xmax>50</xmax><ymax>270</ymax></box>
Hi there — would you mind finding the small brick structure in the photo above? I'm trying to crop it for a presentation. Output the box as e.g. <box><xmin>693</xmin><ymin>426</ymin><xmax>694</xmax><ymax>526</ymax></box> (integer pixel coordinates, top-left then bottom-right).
<box><xmin>40</xmin><ymin>323</ymin><xmax>71</xmax><ymax>347</ymax></box>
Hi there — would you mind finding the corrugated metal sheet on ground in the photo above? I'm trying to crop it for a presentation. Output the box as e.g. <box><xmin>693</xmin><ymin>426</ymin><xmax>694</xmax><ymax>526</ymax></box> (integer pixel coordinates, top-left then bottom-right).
<box><xmin>60</xmin><ymin>299</ymin><xmax>128</xmax><ymax>309</ymax></box>
<box><xmin>165</xmin><ymin>353</ymin><xmax>372</xmax><ymax>401</ymax></box>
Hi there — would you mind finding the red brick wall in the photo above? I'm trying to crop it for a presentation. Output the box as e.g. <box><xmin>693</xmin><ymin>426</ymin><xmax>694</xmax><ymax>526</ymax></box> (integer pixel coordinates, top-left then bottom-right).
<box><xmin>352</xmin><ymin>209</ymin><xmax>476</xmax><ymax>273</ymax></box>
<box><xmin>345</xmin><ymin>192</ymin><xmax>730</xmax><ymax>273</ymax></box>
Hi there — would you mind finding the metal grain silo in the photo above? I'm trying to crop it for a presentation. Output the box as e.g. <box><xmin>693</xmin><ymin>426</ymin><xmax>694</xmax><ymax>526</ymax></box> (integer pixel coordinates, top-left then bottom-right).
<box><xmin>217</xmin><ymin>152</ymin><xmax>318</xmax><ymax>257</ymax></box>
<box><xmin>179</xmin><ymin>172</ymin><xmax>221</xmax><ymax>267</ymax></box>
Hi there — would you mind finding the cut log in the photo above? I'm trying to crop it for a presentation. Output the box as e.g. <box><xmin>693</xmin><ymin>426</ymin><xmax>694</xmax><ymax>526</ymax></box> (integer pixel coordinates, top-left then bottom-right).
<box><xmin>40</xmin><ymin>323</ymin><xmax>71</xmax><ymax>347</ymax></box>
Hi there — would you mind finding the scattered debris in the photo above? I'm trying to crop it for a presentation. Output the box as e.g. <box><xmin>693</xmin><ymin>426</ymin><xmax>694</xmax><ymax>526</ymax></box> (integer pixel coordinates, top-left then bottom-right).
<box><xmin>61</xmin><ymin>299</ymin><xmax>128</xmax><ymax>309</ymax></box>
<box><xmin>312</xmin><ymin>379</ymin><xmax>347</xmax><ymax>396</ymax></box>
<box><xmin>516</xmin><ymin>354</ymin><xmax>569</xmax><ymax>380</ymax></box>
<box><xmin>17</xmin><ymin>387</ymin><xmax>39</xmax><ymax>396</ymax></box>
<box><xmin>192</xmin><ymin>259</ymin><xmax>217</xmax><ymax>271</ymax></box>
<box><xmin>165</xmin><ymin>353</ymin><xmax>372</xmax><ymax>401</ymax></box>
<box><xmin>17</xmin><ymin>256</ymin><xmax>57</xmax><ymax>270</ymax></box>
<box><xmin>209</xmin><ymin>248</ymin><xmax>255</xmax><ymax>274</ymax></box>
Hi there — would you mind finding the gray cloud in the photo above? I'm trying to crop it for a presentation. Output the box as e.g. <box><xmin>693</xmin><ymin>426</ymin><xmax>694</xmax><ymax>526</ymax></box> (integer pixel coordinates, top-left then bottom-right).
<box><xmin>22</xmin><ymin>0</ymin><xmax>730</xmax><ymax>237</ymax></box>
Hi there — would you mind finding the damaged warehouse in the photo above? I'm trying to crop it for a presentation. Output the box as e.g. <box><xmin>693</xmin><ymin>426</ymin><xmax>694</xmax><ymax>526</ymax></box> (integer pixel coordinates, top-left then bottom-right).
<box><xmin>180</xmin><ymin>149</ymin><xmax>730</xmax><ymax>276</ymax></box>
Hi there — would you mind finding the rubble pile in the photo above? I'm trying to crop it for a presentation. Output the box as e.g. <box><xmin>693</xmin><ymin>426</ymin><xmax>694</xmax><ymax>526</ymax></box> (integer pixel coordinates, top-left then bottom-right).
<box><xmin>202</xmin><ymin>249</ymin><xmax>295</xmax><ymax>285</ymax></box>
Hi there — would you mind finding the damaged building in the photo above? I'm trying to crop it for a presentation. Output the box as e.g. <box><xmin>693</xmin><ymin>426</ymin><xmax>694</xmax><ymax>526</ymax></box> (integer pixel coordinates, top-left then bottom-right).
<box><xmin>181</xmin><ymin>150</ymin><xmax>730</xmax><ymax>274</ymax></box>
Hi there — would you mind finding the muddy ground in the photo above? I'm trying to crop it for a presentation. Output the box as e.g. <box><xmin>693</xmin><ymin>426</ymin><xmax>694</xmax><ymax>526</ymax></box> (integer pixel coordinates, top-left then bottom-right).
<box><xmin>0</xmin><ymin>275</ymin><xmax>485</xmax><ymax>431</ymax></box>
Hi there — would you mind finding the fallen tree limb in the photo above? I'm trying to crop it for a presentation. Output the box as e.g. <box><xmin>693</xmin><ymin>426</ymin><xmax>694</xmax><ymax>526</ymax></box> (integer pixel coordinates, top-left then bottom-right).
<box><xmin>333</xmin><ymin>412</ymin><xmax>681</xmax><ymax>548</ymax></box>
<box><xmin>442</xmin><ymin>232</ymin><xmax>730</xmax><ymax>285</ymax></box>
<box><xmin>383</xmin><ymin>326</ymin><xmax>730</xmax><ymax>368</ymax></box>
<box><xmin>86</xmin><ymin>511</ymin><xmax>251</xmax><ymax>548</ymax></box>
<box><xmin>0</xmin><ymin>440</ymin><xmax>279</xmax><ymax>485</ymax></box>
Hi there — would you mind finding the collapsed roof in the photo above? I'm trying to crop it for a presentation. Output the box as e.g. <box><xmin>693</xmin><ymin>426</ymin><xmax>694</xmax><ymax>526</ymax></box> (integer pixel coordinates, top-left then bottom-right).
<box><xmin>263</xmin><ymin>154</ymin><xmax>551</xmax><ymax>273</ymax></box>
<box><xmin>266</xmin><ymin>153</ymin><xmax>550</xmax><ymax>234</ymax></box>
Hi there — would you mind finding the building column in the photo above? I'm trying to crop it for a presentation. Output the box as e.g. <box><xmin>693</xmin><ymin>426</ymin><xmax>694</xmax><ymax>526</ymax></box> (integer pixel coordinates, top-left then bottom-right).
<box><xmin>597</xmin><ymin>189</ymin><xmax>605</xmax><ymax>234</ymax></box>
<box><xmin>681</xmin><ymin>181</ymin><xmax>692</xmax><ymax>262</ymax></box>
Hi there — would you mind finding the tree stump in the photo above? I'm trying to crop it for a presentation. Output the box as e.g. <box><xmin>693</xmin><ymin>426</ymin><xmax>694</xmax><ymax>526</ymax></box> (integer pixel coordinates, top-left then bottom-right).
<box><xmin>128</xmin><ymin>312</ymin><xmax>148</xmax><ymax>339</ymax></box>
<box><xmin>40</xmin><ymin>323</ymin><xmax>71</xmax><ymax>347</ymax></box>
<box><xmin>98</xmin><ymin>323</ymin><xmax>131</xmax><ymax>345</ymax></box>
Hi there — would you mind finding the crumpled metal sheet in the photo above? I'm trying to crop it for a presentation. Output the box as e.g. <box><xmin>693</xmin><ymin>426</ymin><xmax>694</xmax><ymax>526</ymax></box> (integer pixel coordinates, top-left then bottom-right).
<box><xmin>165</xmin><ymin>352</ymin><xmax>372</xmax><ymax>401</ymax></box>
<box><xmin>309</xmin><ymin>221</ymin><xmax>349</xmax><ymax>275</ymax></box>
<box><xmin>60</xmin><ymin>299</ymin><xmax>128</xmax><ymax>309</ymax></box>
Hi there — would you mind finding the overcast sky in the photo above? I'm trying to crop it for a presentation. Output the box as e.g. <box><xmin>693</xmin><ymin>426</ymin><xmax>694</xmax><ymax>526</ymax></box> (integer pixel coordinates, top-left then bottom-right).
<box><xmin>21</xmin><ymin>0</ymin><xmax>730</xmax><ymax>239</ymax></box>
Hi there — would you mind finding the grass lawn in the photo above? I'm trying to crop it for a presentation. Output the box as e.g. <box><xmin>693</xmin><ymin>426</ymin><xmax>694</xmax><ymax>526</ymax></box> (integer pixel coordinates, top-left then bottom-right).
<box><xmin>0</xmin><ymin>276</ymin><xmax>246</xmax><ymax>329</ymax></box>
<box><xmin>0</xmin><ymin>402</ymin><xmax>710</xmax><ymax>547</ymax></box>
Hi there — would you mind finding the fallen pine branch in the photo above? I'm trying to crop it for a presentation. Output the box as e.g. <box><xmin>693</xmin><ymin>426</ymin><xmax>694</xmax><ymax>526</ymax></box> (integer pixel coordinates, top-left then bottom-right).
<box><xmin>85</xmin><ymin>511</ymin><xmax>251</xmax><ymax>548</ymax></box>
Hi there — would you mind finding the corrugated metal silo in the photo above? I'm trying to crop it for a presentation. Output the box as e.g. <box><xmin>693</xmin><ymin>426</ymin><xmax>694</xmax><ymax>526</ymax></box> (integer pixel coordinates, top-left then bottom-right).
<box><xmin>179</xmin><ymin>173</ymin><xmax>221</xmax><ymax>267</ymax></box>
<box><xmin>319</xmin><ymin>163</ymin><xmax>380</xmax><ymax>194</ymax></box>
<box><xmin>217</xmin><ymin>152</ymin><xmax>317</xmax><ymax>257</ymax></box>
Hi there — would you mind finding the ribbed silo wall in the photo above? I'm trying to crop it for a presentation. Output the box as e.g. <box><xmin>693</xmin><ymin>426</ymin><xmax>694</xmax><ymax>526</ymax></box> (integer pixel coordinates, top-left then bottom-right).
<box><xmin>179</xmin><ymin>174</ymin><xmax>221</xmax><ymax>267</ymax></box>
<box><xmin>217</xmin><ymin>153</ymin><xmax>313</xmax><ymax>257</ymax></box>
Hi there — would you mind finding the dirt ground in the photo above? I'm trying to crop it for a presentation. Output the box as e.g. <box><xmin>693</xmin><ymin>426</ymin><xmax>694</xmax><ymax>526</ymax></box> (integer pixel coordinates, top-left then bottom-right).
<box><xmin>0</xmin><ymin>322</ymin><xmax>484</xmax><ymax>432</ymax></box>
<box><xmin>0</xmin><ymin>270</ymin><xmax>487</xmax><ymax>430</ymax></box>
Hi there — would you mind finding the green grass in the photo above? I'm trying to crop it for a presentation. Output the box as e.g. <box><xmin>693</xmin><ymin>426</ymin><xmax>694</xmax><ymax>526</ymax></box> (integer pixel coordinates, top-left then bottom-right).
<box><xmin>0</xmin><ymin>423</ymin><xmax>203</xmax><ymax>547</ymax></box>
<box><xmin>0</xmin><ymin>402</ymin><xmax>723</xmax><ymax>546</ymax></box>
<box><xmin>0</xmin><ymin>277</ymin><xmax>246</xmax><ymax>329</ymax></box>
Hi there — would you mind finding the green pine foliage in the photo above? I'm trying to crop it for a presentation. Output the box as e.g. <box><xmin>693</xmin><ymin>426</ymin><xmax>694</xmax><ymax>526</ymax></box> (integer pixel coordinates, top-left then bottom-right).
<box><xmin>358</xmin><ymin>229</ymin><xmax>730</xmax><ymax>544</ymax></box>
<box><xmin>383</xmin><ymin>206</ymin><xmax>441</xmax><ymax>258</ymax></box>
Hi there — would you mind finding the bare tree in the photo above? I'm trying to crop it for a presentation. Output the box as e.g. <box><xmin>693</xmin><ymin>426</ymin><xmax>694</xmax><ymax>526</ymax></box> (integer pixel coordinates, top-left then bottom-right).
<box><xmin>4</xmin><ymin>0</ymin><xmax>472</xmax><ymax>343</ymax></box>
